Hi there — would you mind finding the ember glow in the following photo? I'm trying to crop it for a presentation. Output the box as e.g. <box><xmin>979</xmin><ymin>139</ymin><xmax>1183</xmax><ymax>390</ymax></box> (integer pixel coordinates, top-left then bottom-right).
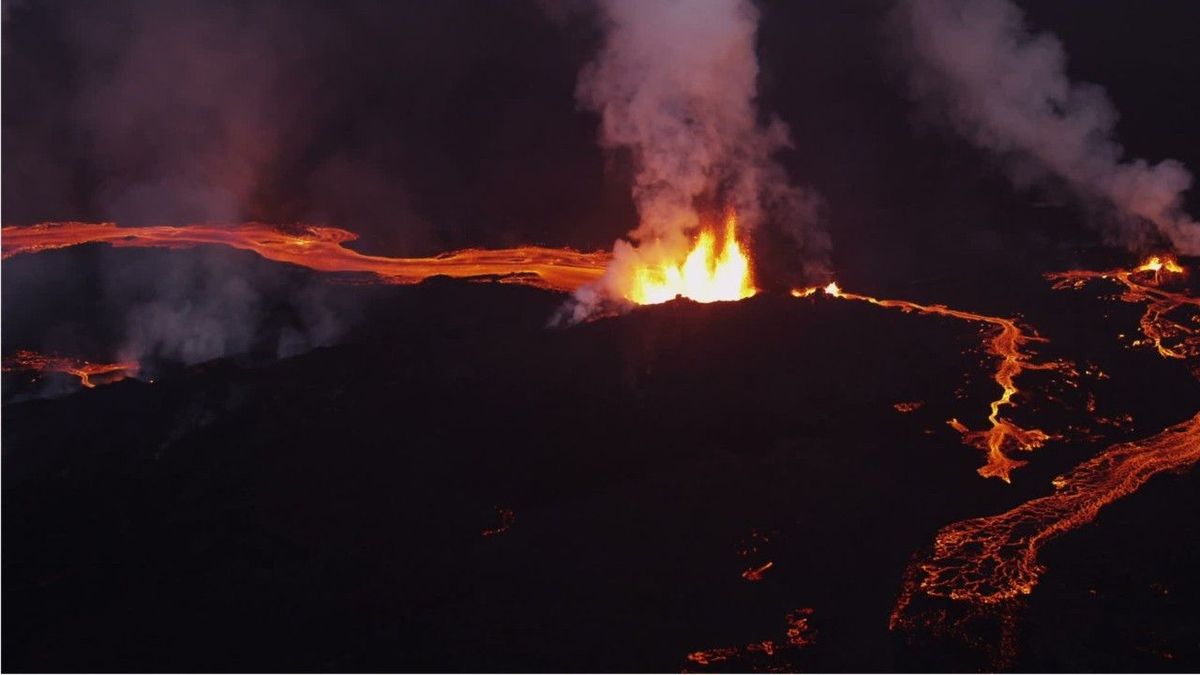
<box><xmin>1048</xmin><ymin>255</ymin><xmax>1199</xmax><ymax>361</ymax></box>
<box><xmin>793</xmin><ymin>282</ymin><xmax>1065</xmax><ymax>482</ymax></box>
<box><xmin>1</xmin><ymin>222</ymin><xmax>611</xmax><ymax>293</ymax></box>
<box><xmin>741</xmin><ymin>560</ymin><xmax>774</xmax><ymax>582</ymax></box>
<box><xmin>2</xmin><ymin>350</ymin><xmax>140</xmax><ymax>389</ymax></box>
<box><xmin>685</xmin><ymin>608</ymin><xmax>816</xmax><ymax>670</ymax></box>
<box><xmin>624</xmin><ymin>213</ymin><xmax>755</xmax><ymax>305</ymax></box>
<box><xmin>481</xmin><ymin>507</ymin><xmax>515</xmax><ymax>537</ymax></box>
<box><xmin>896</xmin><ymin>411</ymin><xmax>1200</xmax><ymax>606</ymax></box>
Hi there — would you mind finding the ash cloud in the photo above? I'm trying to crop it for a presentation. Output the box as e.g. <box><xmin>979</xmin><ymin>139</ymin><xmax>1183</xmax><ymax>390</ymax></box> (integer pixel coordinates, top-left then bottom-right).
<box><xmin>561</xmin><ymin>0</ymin><xmax>829</xmax><ymax>321</ymax></box>
<box><xmin>893</xmin><ymin>0</ymin><xmax>1200</xmax><ymax>254</ymax></box>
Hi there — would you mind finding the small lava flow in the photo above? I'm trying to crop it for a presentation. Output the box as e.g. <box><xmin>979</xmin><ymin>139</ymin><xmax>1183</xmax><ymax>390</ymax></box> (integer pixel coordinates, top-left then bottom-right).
<box><xmin>1047</xmin><ymin>255</ymin><xmax>1199</xmax><ymax>365</ymax></box>
<box><xmin>2</xmin><ymin>349</ymin><xmax>140</xmax><ymax>389</ymax></box>
<box><xmin>481</xmin><ymin>507</ymin><xmax>516</xmax><ymax>537</ymax></box>
<box><xmin>685</xmin><ymin>608</ymin><xmax>816</xmax><ymax>671</ymax></box>
<box><xmin>793</xmin><ymin>281</ymin><xmax>1067</xmax><ymax>482</ymax></box>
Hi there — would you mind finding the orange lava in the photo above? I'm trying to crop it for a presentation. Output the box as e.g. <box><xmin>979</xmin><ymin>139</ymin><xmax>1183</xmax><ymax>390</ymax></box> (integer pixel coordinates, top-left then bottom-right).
<box><xmin>740</xmin><ymin>561</ymin><xmax>774</xmax><ymax>582</ymax></box>
<box><xmin>624</xmin><ymin>212</ymin><xmax>756</xmax><ymax>305</ymax></box>
<box><xmin>793</xmin><ymin>282</ymin><xmax>1065</xmax><ymax>482</ymax></box>
<box><xmin>1047</xmin><ymin>255</ymin><xmax>1198</xmax><ymax>362</ymax></box>
<box><xmin>685</xmin><ymin>608</ymin><xmax>815</xmax><ymax>669</ymax></box>
<box><xmin>895</xmin><ymin>411</ymin><xmax>1200</xmax><ymax>607</ymax></box>
<box><xmin>2</xmin><ymin>349</ymin><xmax>139</xmax><ymax>388</ymax></box>
<box><xmin>1</xmin><ymin>222</ymin><xmax>611</xmax><ymax>293</ymax></box>
<box><xmin>894</xmin><ymin>401</ymin><xmax>924</xmax><ymax>413</ymax></box>
<box><xmin>685</xmin><ymin>646</ymin><xmax>739</xmax><ymax>666</ymax></box>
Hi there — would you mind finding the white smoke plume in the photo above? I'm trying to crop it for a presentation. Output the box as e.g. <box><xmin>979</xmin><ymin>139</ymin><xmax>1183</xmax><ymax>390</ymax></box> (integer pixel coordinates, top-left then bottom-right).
<box><xmin>894</xmin><ymin>0</ymin><xmax>1200</xmax><ymax>253</ymax></box>
<box><xmin>562</xmin><ymin>0</ymin><xmax>828</xmax><ymax>322</ymax></box>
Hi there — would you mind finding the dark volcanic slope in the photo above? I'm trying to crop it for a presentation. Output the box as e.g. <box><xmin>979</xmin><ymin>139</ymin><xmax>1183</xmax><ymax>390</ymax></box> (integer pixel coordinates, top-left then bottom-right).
<box><xmin>4</xmin><ymin>274</ymin><xmax>1199</xmax><ymax>672</ymax></box>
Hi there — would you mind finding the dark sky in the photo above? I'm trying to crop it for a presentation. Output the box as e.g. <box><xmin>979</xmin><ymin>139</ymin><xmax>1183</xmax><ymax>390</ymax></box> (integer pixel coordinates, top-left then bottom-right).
<box><xmin>3</xmin><ymin>0</ymin><xmax>1198</xmax><ymax>264</ymax></box>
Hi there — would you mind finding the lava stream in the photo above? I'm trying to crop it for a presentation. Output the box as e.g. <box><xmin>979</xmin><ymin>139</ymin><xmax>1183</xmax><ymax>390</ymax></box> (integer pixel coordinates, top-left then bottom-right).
<box><xmin>1047</xmin><ymin>255</ymin><xmax>1199</xmax><ymax>362</ymax></box>
<box><xmin>2</xmin><ymin>349</ymin><xmax>140</xmax><ymax>388</ymax></box>
<box><xmin>1</xmin><ymin>222</ymin><xmax>611</xmax><ymax>292</ymax></box>
<box><xmin>793</xmin><ymin>282</ymin><xmax>1065</xmax><ymax>482</ymax></box>
<box><xmin>893</xmin><ymin>411</ymin><xmax>1200</xmax><ymax>609</ymax></box>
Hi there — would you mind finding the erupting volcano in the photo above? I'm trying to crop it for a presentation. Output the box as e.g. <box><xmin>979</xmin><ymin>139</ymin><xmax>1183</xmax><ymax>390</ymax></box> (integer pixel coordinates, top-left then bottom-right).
<box><xmin>5</xmin><ymin>0</ymin><xmax>1200</xmax><ymax>671</ymax></box>
<box><xmin>624</xmin><ymin>212</ymin><xmax>756</xmax><ymax>305</ymax></box>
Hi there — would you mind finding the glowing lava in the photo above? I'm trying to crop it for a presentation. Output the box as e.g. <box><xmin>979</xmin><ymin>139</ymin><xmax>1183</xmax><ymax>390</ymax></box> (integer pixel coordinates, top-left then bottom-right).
<box><xmin>625</xmin><ymin>213</ymin><xmax>755</xmax><ymax>305</ymax></box>
<box><xmin>1</xmin><ymin>222</ymin><xmax>611</xmax><ymax>293</ymax></box>
<box><xmin>741</xmin><ymin>561</ymin><xmax>774</xmax><ymax>582</ymax></box>
<box><xmin>793</xmin><ymin>282</ymin><xmax>1065</xmax><ymax>482</ymax></box>
<box><xmin>1136</xmin><ymin>255</ymin><xmax>1185</xmax><ymax>275</ymax></box>
<box><xmin>685</xmin><ymin>608</ymin><xmax>815</xmax><ymax>670</ymax></box>
<box><xmin>2</xmin><ymin>350</ymin><xmax>140</xmax><ymax>389</ymax></box>
<box><xmin>893</xmin><ymin>411</ymin><xmax>1200</xmax><ymax>608</ymax></box>
<box><xmin>1048</xmin><ymin>255</ymin><xmax>1198</xmax><ymax>362</ymax></box>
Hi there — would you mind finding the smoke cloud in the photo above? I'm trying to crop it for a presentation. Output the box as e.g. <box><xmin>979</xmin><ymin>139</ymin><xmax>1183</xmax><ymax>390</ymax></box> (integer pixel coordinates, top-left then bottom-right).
<box><xmin>561</xmin><ymin>0</ymin><xmax>828</xmax><ymax>321</ymax></box>
<box><xmin>100</xmin><ymin>248</ymin><xmax>351</xmax><ymax>370</ymax></box>
<box><xmin>894</xmin><ymin>0</ymin><xmax>1200</xmax><ymax>254</ymax></box>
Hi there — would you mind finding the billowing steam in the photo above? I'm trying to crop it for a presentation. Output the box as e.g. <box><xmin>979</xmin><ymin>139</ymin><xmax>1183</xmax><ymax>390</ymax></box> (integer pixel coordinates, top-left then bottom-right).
<box><xmin>894</xmin><ymin>0</ymin><xmax>1200</xmax><ymax>253</ymax></box>
<box><xmin>561</xmin><ymin>0</ymin><xmax>828</xmax><ymax>321</ymax></box>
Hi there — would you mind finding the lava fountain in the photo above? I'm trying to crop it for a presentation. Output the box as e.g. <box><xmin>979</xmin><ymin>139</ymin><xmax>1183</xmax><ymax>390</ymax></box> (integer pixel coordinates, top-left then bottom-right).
<box><xmin>623</xmin><ymin>212</ymin><xmax>756</xmax><ymax>306</ymax></box>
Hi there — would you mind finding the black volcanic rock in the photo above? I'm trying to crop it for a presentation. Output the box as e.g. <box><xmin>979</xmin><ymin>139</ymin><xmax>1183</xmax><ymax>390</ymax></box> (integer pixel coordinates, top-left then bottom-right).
<box><xmin>3</xmin><ymin>276</ymin><xmax>1199</xmax><ymax>672</ymax></box>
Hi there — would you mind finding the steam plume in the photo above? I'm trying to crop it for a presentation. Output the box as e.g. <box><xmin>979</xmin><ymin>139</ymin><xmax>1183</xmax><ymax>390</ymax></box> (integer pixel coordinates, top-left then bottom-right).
<box><xmin>563</xmin><ymin>0</ymin><xmax>828</xmax><ymax>321</ymax></box>
<box><xmin>894</xmin><ymin>0</ymin><xmax>1200</xmax><ymax>253</ymax></box>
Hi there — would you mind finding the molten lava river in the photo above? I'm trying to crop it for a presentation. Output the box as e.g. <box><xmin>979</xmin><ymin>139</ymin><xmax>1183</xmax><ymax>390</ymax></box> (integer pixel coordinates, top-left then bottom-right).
<box><xmin>4</xmin><ymin>220</ymin><xmax>1200</xmax><ymax>670</ymax></box>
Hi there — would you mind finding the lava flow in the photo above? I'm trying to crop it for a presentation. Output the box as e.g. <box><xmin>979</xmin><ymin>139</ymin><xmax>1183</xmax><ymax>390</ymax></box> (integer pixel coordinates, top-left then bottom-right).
<box><xmin>2</xmin><ymin>349</ymin><xmax>140</xmax><ymax>388</ymax></box>
<box><xmin>793</xmin><ymin>282</ymin><xmax>1065</xmax><ymax>482</ymax></box>
<box><xmin>624</xmin><ymin>212</ymin><xmax>756</xmax><ymax>305</ymax></box>
<box><xmin>893</xmin><ymin>411</ymin><xmax>1200</xmax><ymax>608</ymax></box>
<box><xmin>1</xmin><ymin>222</ymin><xmax>611</xmax><ymax>292</ymax></box>
<box><xmin>1047</xmin><ymin>255</ymin><xmax>1199</xmax><ymax>363</ymax></box>
<box><xmin>685</xmin><ymin>608</ymin><xmax>815</xmax><ymax>670</ymax></box>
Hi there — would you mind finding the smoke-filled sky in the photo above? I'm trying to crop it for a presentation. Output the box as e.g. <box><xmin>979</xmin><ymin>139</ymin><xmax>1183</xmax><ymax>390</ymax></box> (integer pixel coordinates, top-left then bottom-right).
<box><xmin>3</xmin><ymin>0</ymin><xmax>1199</xmax><ymax>270</ymax></box>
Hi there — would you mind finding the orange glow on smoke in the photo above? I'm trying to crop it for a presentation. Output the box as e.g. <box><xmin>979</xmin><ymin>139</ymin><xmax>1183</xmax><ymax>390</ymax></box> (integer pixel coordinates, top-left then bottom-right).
<box><xmin>793</xmin><ymin>282</ymin><xmax>1065</xmax><ymax>482</ymax></box>
<box><xmin>2</xmin><ymin>350</ymin><xmax>139</xmax><ymax>389</ymax></box>
<box><xmin>1</xmin><ymin>222</ymin><xmax>611</xmax><ymax>293</ymax></box>
<box><xmin>625</xmin><ymin>213</ymin><xmax>755</xmax><ymax>305</ymax></box>
<box><xmin>1048</xmin><ymin>256</ymin><xmax>1198</xmax><ymax>361</ymax></box>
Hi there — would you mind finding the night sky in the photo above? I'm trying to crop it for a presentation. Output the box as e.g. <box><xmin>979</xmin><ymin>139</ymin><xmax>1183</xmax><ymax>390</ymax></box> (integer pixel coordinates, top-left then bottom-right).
<box><xmin>4</xmin><ymin>0</ymin><xmax>1197</xmax><ymax>265</ymax></box>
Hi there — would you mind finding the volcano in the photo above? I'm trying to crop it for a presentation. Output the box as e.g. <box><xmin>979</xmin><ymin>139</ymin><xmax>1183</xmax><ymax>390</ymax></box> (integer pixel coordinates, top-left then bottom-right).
<box><xmin>5</xmin><ymin>0</ymin><xmax>1200</xmax><ymax>672</ymax></box>
<box><xmin>4</xmin><ymin>239</ymin><xmax>1200</xmax><ymax>671</ymax></box>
